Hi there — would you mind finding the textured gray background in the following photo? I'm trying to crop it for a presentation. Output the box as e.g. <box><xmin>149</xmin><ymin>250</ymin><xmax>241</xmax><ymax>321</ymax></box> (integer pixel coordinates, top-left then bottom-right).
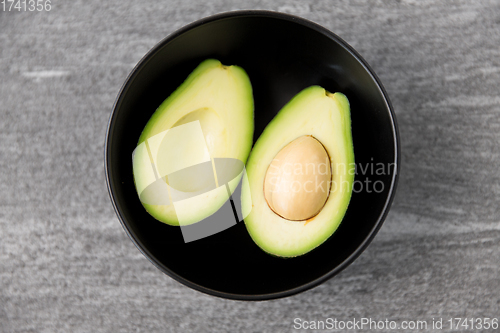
<box><xmin>1</xmin><ymin>0</ymin><xmax>500</xmax><ymax>332</ymax></box>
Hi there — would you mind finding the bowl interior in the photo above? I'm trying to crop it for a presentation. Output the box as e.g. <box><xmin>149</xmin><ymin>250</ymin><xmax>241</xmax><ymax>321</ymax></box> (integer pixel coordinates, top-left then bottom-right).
<box><xmin>106</xmin><ymin>12</ymin><xmax>398</xmax><ymax>299</ymax></box>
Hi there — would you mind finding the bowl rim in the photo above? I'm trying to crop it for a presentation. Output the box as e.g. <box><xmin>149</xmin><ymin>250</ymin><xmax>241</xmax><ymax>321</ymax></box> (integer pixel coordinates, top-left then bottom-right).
<box><xmin>104</xmin><ymin>9</ymin><xmax>401</xmax><ymax>301</ymax></box>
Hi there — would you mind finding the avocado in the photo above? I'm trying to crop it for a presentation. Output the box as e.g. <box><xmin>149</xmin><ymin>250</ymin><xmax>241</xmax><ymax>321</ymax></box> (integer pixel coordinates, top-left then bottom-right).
<box><xmin>133</xmin><ymin>59</ymin><xmax>254</xmax><ymax>226</ymax></box>
<box><xmin>242</xmin><ymin>86</ymin><xmax>354</xmax><ymax>257</ymax></box>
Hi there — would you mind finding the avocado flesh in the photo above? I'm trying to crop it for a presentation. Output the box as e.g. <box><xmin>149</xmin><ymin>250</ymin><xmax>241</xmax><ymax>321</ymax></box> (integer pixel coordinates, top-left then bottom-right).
<box><xmin>133</xmin><ymin>59</ymin><xmax>254</xmax><ymax>226</ymax></box>
<box><xmin>242</xmin><ymin>86</ymin><xmax>354</xmax><ymax>257</ymax></box>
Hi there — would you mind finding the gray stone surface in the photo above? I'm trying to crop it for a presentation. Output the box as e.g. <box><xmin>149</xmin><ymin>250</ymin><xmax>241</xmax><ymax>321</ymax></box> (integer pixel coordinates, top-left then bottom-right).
<box><xmin>1</xmin><ymin>0</ymin><xmax>500</xmax><ymax>332</ymax></box>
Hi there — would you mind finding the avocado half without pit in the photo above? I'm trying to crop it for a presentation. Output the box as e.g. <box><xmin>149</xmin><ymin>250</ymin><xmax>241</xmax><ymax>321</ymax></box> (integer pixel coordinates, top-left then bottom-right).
<box><xmin>132</xmin><ymin>59</ymin><xmax>254</xmax><ymax>226</ymax></box>
<box><xmin>242</xmin><ymin>86</ymin><xmax>354</xmax><ymax>258</ymax></box>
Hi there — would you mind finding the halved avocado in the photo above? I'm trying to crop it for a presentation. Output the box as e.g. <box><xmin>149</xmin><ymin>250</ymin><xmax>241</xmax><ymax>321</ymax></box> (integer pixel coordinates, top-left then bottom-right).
<box><xmin>242</xmin><ymin>86</ymin><xmax>354</xmax><ymax>257</ymax></box>
<box><xmin>133</xmin><ymin>59</ymin><xmax>254</xmax><ymax>226</ymax></box>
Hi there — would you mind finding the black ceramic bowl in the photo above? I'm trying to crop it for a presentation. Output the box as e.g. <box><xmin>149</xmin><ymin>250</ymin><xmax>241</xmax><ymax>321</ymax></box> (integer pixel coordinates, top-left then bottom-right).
<box><xmin>105</xmin><ymin>10</ymin><xmax>399</xmax><ymax>300</ymax></box>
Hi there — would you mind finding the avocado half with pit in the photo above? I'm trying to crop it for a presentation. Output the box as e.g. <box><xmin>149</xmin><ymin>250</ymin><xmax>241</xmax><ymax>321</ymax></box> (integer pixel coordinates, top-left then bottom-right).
<box><xmin>133</xmin><ymin>59</ymin><xmax>254</xmax><ymax>226</ymax></box>
<box><xmin>242</xmin><ymin>86</ymin><xmax>354</xmax><ymax>257</ymax></box>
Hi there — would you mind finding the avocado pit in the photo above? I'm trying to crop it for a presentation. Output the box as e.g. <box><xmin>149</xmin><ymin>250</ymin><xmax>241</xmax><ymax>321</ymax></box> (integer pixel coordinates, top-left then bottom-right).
<box><xmin>263</xmin><ymin>135</ymin><xmax>332</xmax><ymax>221</ymax></box>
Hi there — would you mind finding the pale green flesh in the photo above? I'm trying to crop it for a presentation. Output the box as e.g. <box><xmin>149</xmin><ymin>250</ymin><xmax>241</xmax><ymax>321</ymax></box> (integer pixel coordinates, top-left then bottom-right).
<box><xmin>133</xmin><ymin>59</ymin><xmax>254</xmax><ymax>226</ymax></box>
<box><xmin>242</xmin><ymin>86</ymin><xmax>354</xmax><ymax>257</ymax></box>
